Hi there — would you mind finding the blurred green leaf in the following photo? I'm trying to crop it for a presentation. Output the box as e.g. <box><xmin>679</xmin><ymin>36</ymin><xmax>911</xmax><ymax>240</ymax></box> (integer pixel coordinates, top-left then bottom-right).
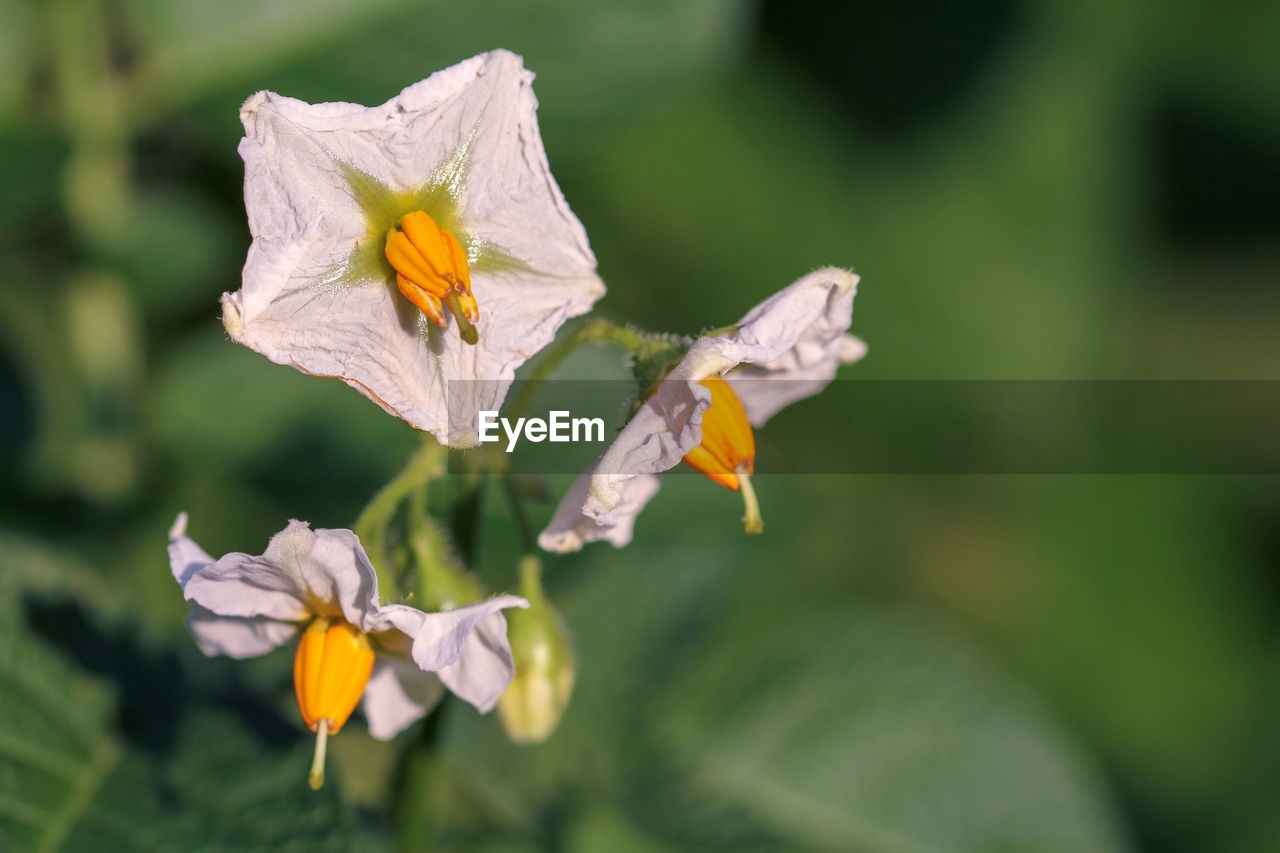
<box><xmin>160</xmin><ymin>0</ymin><xmax>749</xmax><ymax>160</ymax></box>
<box><xmin>570</xmin><ymin>56</ymin><xmax>1115</xmax><ymax>377</ymax></box>
<box><xmin>435</xmin><ymin>492</ymin><xmax>1129</xmax><ymax>852</ymax></box>
<box><xmin>0</xmin><ymin>0</ymin><xmax>38</xmax><ymax>124</ymax></box>
<box><xmin>113</xmin><ymin>190</ymin><xmax>242</xmax><ymax>316</ymax></box>
<box><xmin>127</xmin><ymin>0</ymin><xmax>415</xmax><ymax>123</ymax></box>
<box><xmin>0</xmin><ymin>533</ymin><xmax>118</xmax><ymax>853</ymax></box>
<box><xmin>0</xmin><ymin>530</ymin><xmax>353</xmax><ymax>852</ymax></box>
<box><xmin>60</xmin><ymin>711</ymin><xmax>351</xmax><ymax>852</ymax></box>
<box><xmin>1021</xmin><ymin>480</ymin><xmax>1269</xmax><ymax>805</ymax></box>
<box><xmin>564</xmin><ymin>807</ymin><xmax>680</xmax><ymax>853</ymax></box>
<box><xmin>653</xmin><ymin>604</ymin><xmax>1130</xmax><ymax>853</ymax></box>
<box><xmin>149</xmin><ymin>326</ymin><xmax>414</xmax><ymax>471</ymax></box>
<box><xmin>0</xmin><ymin>132</ymin><xmax>66</xmax><ymax>232</ymax></box>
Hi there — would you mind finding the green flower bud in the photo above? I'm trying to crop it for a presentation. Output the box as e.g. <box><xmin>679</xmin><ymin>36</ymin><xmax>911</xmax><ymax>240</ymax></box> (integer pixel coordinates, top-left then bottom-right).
<box><xmin>498</xmin><ymin>558</ymin><xmax>575</xmax><ymax>744</ymax></box>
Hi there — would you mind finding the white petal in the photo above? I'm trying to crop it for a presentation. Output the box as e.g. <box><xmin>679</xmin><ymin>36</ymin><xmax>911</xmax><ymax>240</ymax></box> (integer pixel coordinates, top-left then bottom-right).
<box><xmin>224</xmin><ymin>50</ymin><xmax>603</xmax><ymax>445</ymax></box>
<box><xmin>168</xmin><ymin>512</ymin><xmax>213</xmax><ymax>588</ymax></box>
<box><xmin>187</xmin><ymin>605</ymin><xmax>298</xmax><ymax>658</ymax></box>
<box><xmin>435</xmin><ymin>610</ymin><xmax>517</xmax><ymax>713</ymax></box>
<box><xmin>839</xmin><ymin>334</ymin><xmax>869</xmax><ymax>364</ymax></box>
<box><xmin>707</xmin><ymin>267</ymin><xmax>860</xmax><ymax>426</ymax></box>
<box><xmin>381</xmin><ymin>595</ymin><xmax>528</xmax><ymax>674</ymax></box>
<box><xmin>361</xmin><ymin>658</ymin><xmax>445</xmax><ymax>740</ymax></box>
<box><xmin>182</xmin><ymin>521</ymin><xmax>384</xmax><ymax>629</ymax></box>
<box><xmin>538</xmin><ymin>470</ymin><xmax>663</xmax><ymax>552</ymax></box>
<box><xmin>581</xmin><ymin>377</ymin><xmax>713</xmax><ymax>515</ymax></box>
<box><xmin>539</xmin><ymin>267</ymin><xmax>862</xmax><ymax>545</ymax></box>
<box><xmin>170</xmin><ymin>515</ymin><xmax>299</xmax><ymax>656</ymax></box>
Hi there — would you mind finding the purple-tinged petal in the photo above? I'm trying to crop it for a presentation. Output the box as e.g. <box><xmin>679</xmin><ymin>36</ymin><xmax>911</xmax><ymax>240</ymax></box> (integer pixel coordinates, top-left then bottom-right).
<box><xmin>362</xmin><ymin>658</ymin><xmax>445</xmax><ymax>740</ymax></box>
<box><xmin>436</xmin><ymin>610</ymin><xmax>518</xmax><ymax>713</ymax></box>
<box><xmin>383</xmin><ymin>595</ymin><xmax>528</xmax><ymax>674</ymax></box>
<box><xmin>538</xmin><ymin>470</ymin><xmax>662</xmax><ymax>553</ymax></box>
<box><xmin>182</xmin><ymin>520</ymin><xmax>386</xmax><ymax>626</ymax></box>
<box><xmin>187</xmin><ymin>605</ymin><xmax>298</xmax><ymax>659</ymax></box>
<box><xmin>168</xmin><ymin>512</ymin><xmax>213</xmax><ymax>588</ymax></box>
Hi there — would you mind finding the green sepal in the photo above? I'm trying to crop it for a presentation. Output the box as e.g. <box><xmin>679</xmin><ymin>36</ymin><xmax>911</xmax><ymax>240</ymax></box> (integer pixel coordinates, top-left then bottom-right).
<box><xmin>315</xmin><ymin>137</ymin><xmax>529</xmax><ymax>297</ymax></box>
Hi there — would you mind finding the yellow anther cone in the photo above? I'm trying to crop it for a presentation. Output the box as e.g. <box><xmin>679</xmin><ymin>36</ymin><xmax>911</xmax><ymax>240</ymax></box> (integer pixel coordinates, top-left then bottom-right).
<box><xmin>293</xmin><ymin>618</ymin><xmax>374</xmax><ymax>736</ymax></box>
<box><xmin>384</xmin><ymin>210</ymin><xmax>479</xmax><ymax>343</ymax></box>
<box><xmin>682</xmin><ymin>377</ymin><xmax>763</xmax><ymax>534</ymax></box>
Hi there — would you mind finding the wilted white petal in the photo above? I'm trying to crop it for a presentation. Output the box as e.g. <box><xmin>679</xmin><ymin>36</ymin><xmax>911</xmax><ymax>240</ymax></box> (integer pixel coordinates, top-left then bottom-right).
<box><xmin>839</xmin><ymin>334</ymin><xmax>868</xmax><ymax>364</ymax></box>
<box><xmin>435</xmin><ymin>610</ymin><xmax>517</xmax><ymax>713</ymax></box>
<box><xmin>539</xmin><ymin>470</ymin><xmax>662</xmax><ymax>553</ymax></box>
<box><xmin>723</xmin><ymin>268</ymin><xmax>861</xmax><ymax>425</ymax></box>
<box><xmin>362</xmin><ymin>658</ymin><xmax>445</xmax><ymax>740</ymax></box>
<box><xmin>582</xmin><ymin>377</ymin><xmax>712</xmax><ymax>515</ymax></box>
<box><xmin>187</xmin><ymin>605</ymin><xmax>298</xmax><ymax>658</ymax></box>
<box><xmin>223</xmin><ymin>49</ymin><xmax>604</xmax><ymax>445</ymax></box>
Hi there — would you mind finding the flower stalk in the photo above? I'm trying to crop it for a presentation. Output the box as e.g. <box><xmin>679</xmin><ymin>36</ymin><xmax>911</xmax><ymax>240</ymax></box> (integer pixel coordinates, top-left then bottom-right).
<box><xmin>353</xmin><ymin>440</ymin><xmax>447</xmax><ymax>598</ymax></box>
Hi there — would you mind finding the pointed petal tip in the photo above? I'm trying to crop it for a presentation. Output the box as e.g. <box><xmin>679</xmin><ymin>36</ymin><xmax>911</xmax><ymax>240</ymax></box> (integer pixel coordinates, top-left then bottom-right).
<box><xmin>169</xmin><ymin>512</ymin><xmax>189</xmax><ymax>541</ymax></box>
<box><xmin>220</xmin><ymin>292</ymin><xmax>245</xmax><ymax>338</ymax></box>
<box><xmin>240</xmin><ymin>90</ymin><xmax>270</xmax><ymax>122</ymax></box>
<box><xmin>840</xmin><ymin>335</ymin><xmax>868</xmax><ymax>364</ymax></box>
<box><xmin>537</xmin><ymin>529</ymin><xmax>584</xmax><ymax>554</ymax></box>
<box><xmin>807</xmin><ymin>266</ymin><xmax>859</xmax><ymax>294</ymax></box>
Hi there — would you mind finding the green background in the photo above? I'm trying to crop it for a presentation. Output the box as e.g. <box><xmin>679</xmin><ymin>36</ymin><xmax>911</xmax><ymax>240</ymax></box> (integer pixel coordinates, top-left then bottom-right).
<box><xmin>1</xmin><ymin>1</ymin><xmax>1278</xmax><ymax>850</ymax></box>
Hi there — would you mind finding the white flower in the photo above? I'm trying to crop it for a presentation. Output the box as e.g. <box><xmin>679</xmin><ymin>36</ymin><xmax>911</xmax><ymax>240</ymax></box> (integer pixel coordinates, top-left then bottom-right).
<box><xmin>221</xmin><ymin>50</ymin><xmax>604</xmax><ymax>448</ymax></box>
<box><xmin>539</xmin><ymin>267</ymin><xmax>864</xmax><ymax>552</ymax></box>
<box><xmin>168</xmin><ymin>513</ymin><xmax>527</xmax><ymax>784</ymax></box>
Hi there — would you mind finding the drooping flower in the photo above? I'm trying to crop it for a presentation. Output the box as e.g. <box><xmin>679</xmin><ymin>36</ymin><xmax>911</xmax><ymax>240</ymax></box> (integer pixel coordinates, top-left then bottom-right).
<box><xmin>539</xmin><ymin>267</ymin><xmax>865</xmax><ymax>551</ymax></box>
<box><xmin>168</xmin><ymin>514</ymin><xmax>527</xmax><ymax>788</ymax></box>
<box><xmin>221</xmin><ymin>50</ymin><xmax>605</xmax><ymax>447</ymax></box>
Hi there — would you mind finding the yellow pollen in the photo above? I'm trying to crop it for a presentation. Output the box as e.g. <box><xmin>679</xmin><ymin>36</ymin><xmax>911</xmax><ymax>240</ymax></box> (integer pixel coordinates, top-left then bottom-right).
<box><xmin>682</xmin><ymin>377</ymin><xmax>763</xmax><ymax>535</ymax></box>
<box><xmin>385</xmin><ymin>210</ymin><xmax>479</xmax><ymax>344</ymax></box>
<box><xmin>293</xmin><ymin>618</ymin><xmax>374</xmax><ymax>789</ymax></box>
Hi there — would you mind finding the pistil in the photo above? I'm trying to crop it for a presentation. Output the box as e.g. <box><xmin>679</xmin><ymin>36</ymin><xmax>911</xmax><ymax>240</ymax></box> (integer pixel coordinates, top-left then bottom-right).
<box><xmin>294</xmin><ymin>617</ymin><xmax>375</xmax><ymax>789</ymax></box>
<box><xmin>736</xmin><ymin>464</ymin><xmax>763</xmax><ymax>535</ymax></box>
<box><xmin>309</xmin><ymin>719</ymin><xmax>329</xmax><ymax>790</ymax></box>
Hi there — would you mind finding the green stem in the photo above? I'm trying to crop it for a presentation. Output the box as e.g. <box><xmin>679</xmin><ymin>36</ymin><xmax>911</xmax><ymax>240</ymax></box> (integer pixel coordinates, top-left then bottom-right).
<box><xmin>353</xmin><ymin>440</ymin><xmax>446</xmax><ymax>600</ymax></box>
<box><xmin>449</xmin><ymin>458</ymin><xmax>487</xmax><ymax>568</ymax></box>
<box><xmin>516</xmin><ymin>553</ymin><xmax>546</xmax><ymax>607</ymax></box>
<box><xmin>394</xmin><ymin>696</ymin><xmax>449</xmax><ymax>853</ymax></box>
<box><xmin>501</xmin><ymin>474</ymin><xmax>537</xmax><ymax>557</ymax></box>
<box><xmin>407</xmin><ymin>483</ymin><xmax>483</xmax><ymax>610</ymax></box>
<box><xmin>505</xmin><ymin>318</ymin><xmax>654</xmax><ymax>421</ymax></box>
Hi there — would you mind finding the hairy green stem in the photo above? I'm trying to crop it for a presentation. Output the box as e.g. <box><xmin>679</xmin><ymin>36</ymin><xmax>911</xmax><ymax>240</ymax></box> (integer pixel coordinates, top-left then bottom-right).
<box><xmin>353</xmin><ymin>440</ymin><xmax>446</xmax><ymax>600</ymax></box>
<box><xmin>449</xmin><ymin>459</ymin><xmax>487</xmax><ymax>568</ymax></box>
<box><xmin>407</xmin><ymin>483</ymin><xmax>483</xmax><ymax>610</ymax></box>
<box><xmin>504</xmin><ymin>318</ymin><xmax>658</xmax><ymax>421</ymax></box>
<box><xmin>501</xmin><ymin>474</ymin><xmax>537</xmax><ymax>557</ymax></box>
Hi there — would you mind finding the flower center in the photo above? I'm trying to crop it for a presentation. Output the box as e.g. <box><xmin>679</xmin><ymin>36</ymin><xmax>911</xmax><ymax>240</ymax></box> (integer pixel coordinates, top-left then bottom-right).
<box><xmin>682</xmin><ymin>377</ymin><xmax>764</xmax><ymax>535</ymax></box>
<box><xmin>294</xmin><ymin>617</ymin><xmax>375</xmax><ymax>788</ymax></box>
<box><xmin>384</xmin><ymin>210</ymin><xmax>480</xmax><ymax>344</ymax></box>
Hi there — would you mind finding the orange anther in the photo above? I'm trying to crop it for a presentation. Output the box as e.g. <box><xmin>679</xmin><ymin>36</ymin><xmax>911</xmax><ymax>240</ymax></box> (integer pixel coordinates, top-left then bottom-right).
<box><xmin>682</xmin><ymin>377</ymin><xmax>755</xmax><ymax>489</ymax></box>
<box><xmin>385</xmin><ymin>211</ymin><xmax>479</xmax><ymax>343</ymax></box>
<box><xmin>293</xmin><ymin>618</ymin><xmax>375</xmax><ymax>735</ymax></box>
